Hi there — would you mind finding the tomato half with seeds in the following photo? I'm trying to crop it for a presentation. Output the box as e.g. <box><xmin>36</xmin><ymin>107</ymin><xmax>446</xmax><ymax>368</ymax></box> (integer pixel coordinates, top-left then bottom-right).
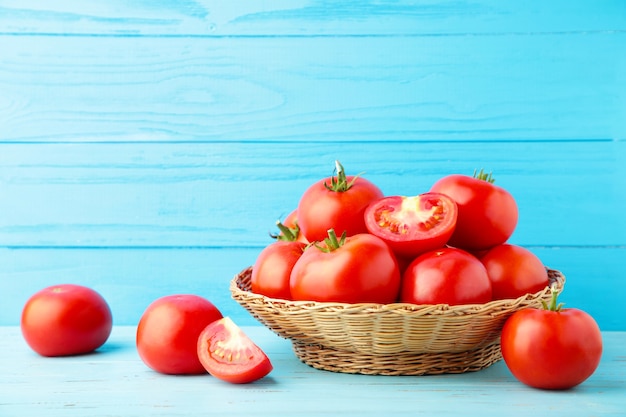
<box><xmin>197</xmin><ymin>317</ymin><xmax>273</xmax><ymax>384</ymax></box>
<box><xmin>364</xmin><ymin>193</ymin><xmax>457</xmax><ymax>259</ymax></box>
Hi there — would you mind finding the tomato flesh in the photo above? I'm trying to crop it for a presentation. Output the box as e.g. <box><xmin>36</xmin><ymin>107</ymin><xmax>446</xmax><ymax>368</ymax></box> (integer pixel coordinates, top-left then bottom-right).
<box><xmin>365</xmin><ymin>193</ymin><xmax>457</xmax><ymax>258</ymax></box>
<box><xmin>197</xmin><ymin>317</ymin><xmax>273</xmax><ymax>384</ymax></box>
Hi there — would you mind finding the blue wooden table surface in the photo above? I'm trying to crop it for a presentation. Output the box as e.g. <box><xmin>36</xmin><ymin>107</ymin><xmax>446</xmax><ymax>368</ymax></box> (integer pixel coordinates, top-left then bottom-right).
<box><xmin>1</xmin><ymin>1</ymin><xmax>625</xmax><ymax>415</ymax></box>
<box><xmin>1</xmin><ymin>326</ymin><xmax>625</xmax><ymax>416</ymax></box>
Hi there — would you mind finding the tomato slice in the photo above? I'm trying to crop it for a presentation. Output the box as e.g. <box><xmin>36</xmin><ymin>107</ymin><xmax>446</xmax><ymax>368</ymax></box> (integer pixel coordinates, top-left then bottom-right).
<box><xmin>197</xmin><ymin>317</ymin><xmax>273</xmax><ymax>384</ymax></box>
<box><xmin>364</xmin><ymin>193</ymin><xmax>458</xmax><ymax>258</ymax></box>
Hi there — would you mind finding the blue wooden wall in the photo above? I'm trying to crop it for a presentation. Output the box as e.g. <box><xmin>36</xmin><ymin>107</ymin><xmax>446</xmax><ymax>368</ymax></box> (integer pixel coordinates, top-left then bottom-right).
<box><xmin>1</xmin><ymin>1</ymin><xmax>625</xmax><ymax>330</ymax></box>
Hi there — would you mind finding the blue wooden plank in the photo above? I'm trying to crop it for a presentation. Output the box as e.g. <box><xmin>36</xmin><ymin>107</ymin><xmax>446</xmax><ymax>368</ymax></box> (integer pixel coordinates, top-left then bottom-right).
<box><xmin>1</xmin><ymin>247</ymin><xmax>624</xmax><ymax>329</ymax></box>
<box><xmin>1</xmin><ymin>0</ymin><xmax>625</xmax><ymax>36</ymax></box>
<box><xmin>1</xmin><ymin>34</ymin><xmax>624</xmax><ymax>143</ymax></box>
<box><xmin>0</xmin><ymin>326</ymin><xmax>624</xmax><ymax>416</ymax></box>
<box><xmin>1</xmin><ymin>141</ymin><xmax>623</xmax><ymax>247</ymax></box>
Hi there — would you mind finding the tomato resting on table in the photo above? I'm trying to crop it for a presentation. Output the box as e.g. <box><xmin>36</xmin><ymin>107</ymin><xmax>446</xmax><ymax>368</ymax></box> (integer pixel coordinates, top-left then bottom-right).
<box><xmin>21</xmin><ymin>284</ymin><xmax>113</xmax><ymax>357</ymax></box>
<box><xmin>501</xmin><ymin>290</ymin><xmax>603</xmax><ymax>390</ymax></box>
<box><xmin>430</xmin><ymin>170</ymin><xmax>518</xmax><ymax>251</ymax></box>
<box><xmin>297</xmin><ymin>160</ymin><xmax>384</xmax><ymax>243</ymax></box>
<box><xmin>364</xmin><ymin>193</ymin><xmax>457</xmax><ymax>258</ymax></box>
<box><xmin>197</xmin><ymin>317</ymin><xmax>273</xmax><ymax>384</ymax></box>
<box><xmin>290</xmin><ymin>230</ymin><xmax>401</xmax><ymax>303</ymax></box>
<box><xmin>136</xmin><ymin>294</ymin><xmax>223</xmax><ymax>375</ymax></box>
<box><xmin>480</xmin><ymin>243</ymin><xmax>549</xmax><ymax>300</ymax></box>
<box><xmin>400</xmin><ymin>247</ymin><xmax>492</xmax><ymax>305</ymax></box>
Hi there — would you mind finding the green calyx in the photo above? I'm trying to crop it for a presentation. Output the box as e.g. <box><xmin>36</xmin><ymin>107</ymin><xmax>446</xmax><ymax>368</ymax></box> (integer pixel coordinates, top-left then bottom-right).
<box><xmin>315</xmin><ymin>229</ymin><xmax>347</xmax><ymax>253</ymax></box>
<box><xmin>541</xmin><ymin>285</ymin><xmax>565</xmax><ymax>312</ymax></box>
<box><xmin>272</xmin><ymin>220</ymin><xmax>300</xmax><ymax>242</ymax></box>
<box><xmin>324</xmin><ymin>160</ymin><xmax>363</xmax><ymax>192</ymax></box>
<box><xmin>473</xmin><ymin>168</ymin><xmax>496</xmax><ymax>184</ymax></box>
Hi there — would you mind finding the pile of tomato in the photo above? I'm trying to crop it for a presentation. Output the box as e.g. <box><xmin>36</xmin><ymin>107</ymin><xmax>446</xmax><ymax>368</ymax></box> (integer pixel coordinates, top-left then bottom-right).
<box><xmin>251</xmin><ymin>161</ymin><xmax>603</xmax><ymax>389</ymax></box>
<box><xmin>252</xmin><ymin>161</ymin><xmax>548</xmax><ymax>306</ymax></box>
<box><xmin>19</xmin><ymin>161</ymin><xmax>602</xmax><ymax>390</ymax></box>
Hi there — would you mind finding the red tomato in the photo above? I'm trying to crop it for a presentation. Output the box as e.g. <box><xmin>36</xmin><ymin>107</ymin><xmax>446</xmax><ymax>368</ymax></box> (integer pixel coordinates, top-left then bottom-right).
<box><xmin>501</xmin><ymin>291</ymin><xmax>603</xmax><ymax>390</ymax></box>
<box><xmin>20</xmin><ymin>284</ymin><xmax>113</xmax><ymax>357</ymax></box>
<box><xmin>297</xmin><ymin>161</ymin><xmax>384</xmax><ymax>243</ymax></box>
<box><xmin>290</xmin><ymin>230</ymin><xmax>401</xmax><ymax>303</ymax></box>
<box><xmin>400</xmin><ymin>247</ymin><xmax>492</xmax><ymax>305</ymax></box>
<box><xmin>251</xmin><ymin>240</ymin><xmax>306</xmax><ymax>299</ymax></box>
<box><xmin>430</xmin><ymin>171</ymin><xmax>518</xmax><ymax>251</ymax></box>
<box><xmin>136</xmin><ymin>294</ymin><xmax>223</xmax><ymax>375</ymax></box>
<box><xmin>197</xmin><ymin>317</ymin><xmax>273</xmax><ymax>384</ymax></box>
<box><xmin>364</xmin><ymin>193</ymin><xmax>457</xmax><ymax>258</ymax></box>
<box><xmin>480</xmin><ymin>244</ymin><xmax>549</xmax><ymax>300</ymax></box>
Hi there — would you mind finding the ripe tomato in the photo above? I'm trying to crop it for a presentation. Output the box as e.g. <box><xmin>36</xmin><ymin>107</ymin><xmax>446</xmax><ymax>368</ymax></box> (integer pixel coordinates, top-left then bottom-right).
<box><xmin>197</xmin><ymin>317</ymin><xmax>273</xmax><ymax>384</ymax></box>
<box><xmin>501</xmin><ymin>291</ymin><xmax>603</xmax><ymax>390</ymax></box>
<box><xmin>430</xmin><ymin>170</ymin><xmax>518</xmax><ymax>251</ymax></box>
<box><xmin>480</xmin><ymin>244</ymin><xmax>549</xmax><ymax>300</ymax></box>
<box><xmin>290</xmin><ymin>230</ymin><xmax>401</xmax><ymax>303</ymax></box>
<box><xmin>364</xmin><ymin>193</ymin><xmax>457</xmax><ymax>258</ymax></box>
<box><xmin>297</xmin><ymin>161</ymin><xmax>384</xmax><ymax>243</ymax></box>
<box><xmin>251</xmin><ymin>239</ymin><xmax>306</xmax><ymax>299</ymax></box>
<box><xmin>400</xmin><ymin>247</ymin><xmax>492</xmax><ymax>305</ymax></box>
<box><xmin>20</xmin><ymin>284</ymin><xmax>113</xmax><ymax>357</ymax></box>
<box><xmin>136</xmin><ymin>294</ymin><xmax>223</xmax><ymax>375</ymax></box>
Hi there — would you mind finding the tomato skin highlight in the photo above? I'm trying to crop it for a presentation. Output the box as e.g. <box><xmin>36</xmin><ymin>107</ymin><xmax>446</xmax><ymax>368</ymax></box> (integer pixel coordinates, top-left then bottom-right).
<box><xmin>251</xmin><ymin>240</ymin><xmax>306</xmax><ymax>299</ymax></box>
<box><xmin>430</xmin><ymin>174</ymin><xmax>518</xmax><ymax>251</ymax></box>
<box><xmin>480</xmin><ymin>244</ymin><xmax>549</xmax><ymax>300</ymax></box>
<box><xmin>364</xmin><ymin>193</ymin><xmax>457</xmax><ymax>259</ymax></box>
<box><xmin>297</xmin><ymin>175</ymin><xmax>384</xmax><ymax>243</ymax></box>
<box><xmin>290</xmin><ymin>233</ymin><xmax>401</xmax><ymax>304</ymax></box>
<box><xmin>501</xmin><ymin>307</ymin><xmax>603</xmax><ymax>390</ymax></box>
<box><xmin>136</xmin><ymin>295</ymin><xmax>223</xmax><ymax>375</ymax></box>
<box><xmin>197</xmin><ymin>317</ymin><xmax>273</xmax><ymax>384</ymax></box>
<box><xmin>20</xmin><ymin>284</ymin><xmax>113</xmax><ymax>357</ymax></box>
<box><xmin>400</xmin><ymin>247</ymin><xmax>492</xmax><ymax>305</ymax></box>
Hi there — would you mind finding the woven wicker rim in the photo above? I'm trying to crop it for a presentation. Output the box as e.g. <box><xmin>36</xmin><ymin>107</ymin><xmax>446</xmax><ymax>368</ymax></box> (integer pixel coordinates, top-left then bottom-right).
<box><xmin>231</xmin><ymin>266</ymin><xmax>565</xmax><ymax>316</ymax></box>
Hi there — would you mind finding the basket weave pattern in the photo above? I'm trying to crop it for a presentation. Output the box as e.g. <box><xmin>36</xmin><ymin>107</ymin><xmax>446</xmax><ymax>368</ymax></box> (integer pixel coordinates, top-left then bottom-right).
<box><xmin>231</xmin><ymin>267</ymin><xmax>565</xmax><ymax>375</ymax></box>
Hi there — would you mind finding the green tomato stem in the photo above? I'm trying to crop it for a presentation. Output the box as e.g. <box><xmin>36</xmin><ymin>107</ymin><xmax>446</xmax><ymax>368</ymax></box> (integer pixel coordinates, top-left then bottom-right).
<box><xmin>324</xmin><ymin>160</ymin><xmax>363</xmax><ymax>192</ymax></box>
<box><xmin>473</xmin><ymin>168</ymin><xmax>496</xmax><ymax>184</ymax></box>
<box><xmin>272</xmin><ymin>220</ymin><xmax>298</xmax><ymax>242</ymax></box>
<box><xmin>314</xmin><ymin>228</ymin><xmax>347</xmax><ymax>253</ymax></box>
<box><xmin>541</xmin><ymin>285</ymin><xmax>565</xmax><ymax>312</ymax></box>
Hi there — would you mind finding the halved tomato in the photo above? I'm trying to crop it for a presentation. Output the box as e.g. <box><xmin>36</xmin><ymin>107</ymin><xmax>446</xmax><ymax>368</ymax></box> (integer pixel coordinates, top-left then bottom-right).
<box><xmin>197</xmin><ymin>317</ymin><xmax>273</xmax><ymax>384</ymax></box>
<box><xmin>364</xmin><ymin>193</ymin><xmax>458</xmax><ymax>258</ymax></box>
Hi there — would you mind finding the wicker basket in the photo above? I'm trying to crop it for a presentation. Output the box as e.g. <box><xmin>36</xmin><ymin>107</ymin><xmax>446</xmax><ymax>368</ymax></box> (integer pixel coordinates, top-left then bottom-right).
<box><xmin>231</xmin><ymin>267</ymin><xmax>565</xmax><ymax>376</ymax></box>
